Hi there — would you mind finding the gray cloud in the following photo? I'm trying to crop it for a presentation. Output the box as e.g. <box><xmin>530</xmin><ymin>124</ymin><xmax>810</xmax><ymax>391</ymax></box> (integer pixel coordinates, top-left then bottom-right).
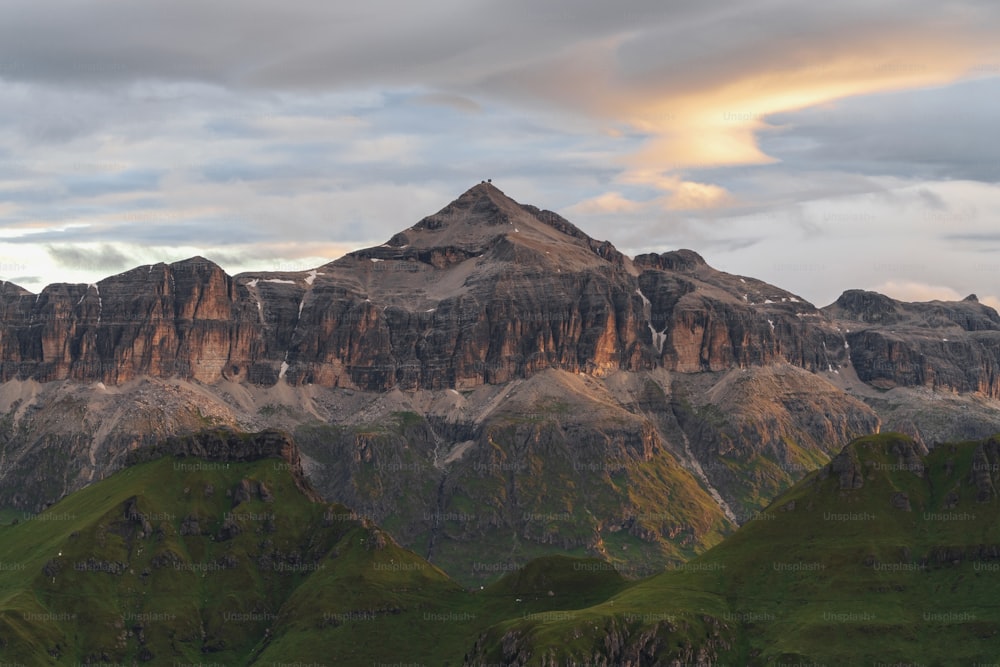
<box><xmin>45</xmin><ymin>244</ymin><xmax>132</xmax><ymax>271</ymax></box>
<box><xmin>762</xmin><ymin>78</ymin><xmax>1000</xmax><ymax>183</ymax></box>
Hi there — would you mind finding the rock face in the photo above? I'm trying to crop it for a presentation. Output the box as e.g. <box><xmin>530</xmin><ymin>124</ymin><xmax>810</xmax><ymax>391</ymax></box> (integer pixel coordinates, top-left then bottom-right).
<box><xmin>0</xmin><ymin>184</ymin><xmax>845</xmax><ymax>391</ymax></box>
<box><xmin>125</xmin><ymin>427</ymin><xmax>320</xmax><ymax>501</ymax></box>
<box><xmin>0</xmin><ymin>184</ymin><xmax>997</xmax><ymax>401</ymax></box>
<box><xmin>824</xmin><ymin>289</ymin><xmax>1000</xmax><ymax>396</ymax></box>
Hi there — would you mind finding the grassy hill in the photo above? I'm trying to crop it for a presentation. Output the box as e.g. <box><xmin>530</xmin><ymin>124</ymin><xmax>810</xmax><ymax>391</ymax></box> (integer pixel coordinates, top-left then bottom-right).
<box><xmin>0</xmin><ymin>435</ymin><xmax>631</xmax><ymax>665</ymax></box>
<box><xmin>7</xmin><ymin>430</ymin><xmax>1000</xmax><ymax>664</ymax></box>
<box><xmin>467</xmin><ymin>432</ymin><xmax>1000</xmax><ymax>665</ymax></box>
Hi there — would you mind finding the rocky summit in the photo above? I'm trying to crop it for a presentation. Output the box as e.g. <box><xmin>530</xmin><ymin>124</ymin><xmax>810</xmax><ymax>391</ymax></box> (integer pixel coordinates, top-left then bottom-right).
<box><xmin>2</xmin><ymin>185</ymin><xmax>1000</xmax><ymax>582</ymax></box>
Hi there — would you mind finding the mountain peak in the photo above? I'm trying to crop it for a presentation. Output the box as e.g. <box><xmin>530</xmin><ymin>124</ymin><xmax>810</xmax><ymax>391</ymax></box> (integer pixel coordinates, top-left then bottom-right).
<box><xmin>408</xmin><ymin>182</ymin><xmax>530</xmax><ymax>235</ymax></box>
<box><xmin>169</xmin><ymin>256</ymin><xmax>224</xmax><ymax>273</ymax></box>
<box><xmin>342</xmin><ymin>185</ymin><xmax>629</xmax><ymax>273</ymax></box>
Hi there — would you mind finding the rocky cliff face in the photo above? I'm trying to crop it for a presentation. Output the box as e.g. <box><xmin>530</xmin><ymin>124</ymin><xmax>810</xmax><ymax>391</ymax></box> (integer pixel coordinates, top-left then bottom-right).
<box><xmin>0</xmin><ymin>184</ymin><xmax>850</xmax><ymax>393</ymax></box>
<box><xmin>1</xmin><ymin>184</ymin><xmax>995</xmax><ymax>403</ymax></box>
<box><xmin>824</xmin><ymin>289</ymin><xmax>1000</xmax><ymax>396</ymax></box>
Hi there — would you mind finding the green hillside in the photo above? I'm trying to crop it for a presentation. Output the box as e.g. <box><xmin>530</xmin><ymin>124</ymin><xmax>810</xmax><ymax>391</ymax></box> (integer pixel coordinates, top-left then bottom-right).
<box><xmin>8</xmin><ymin>431</ymin><xmax>1000</xmax><ymax>665</ymax></box>
<box><xmin>468</xmin><ymin>432</ymin><xmax>1000</xmax><ymax>665</ymax></box>
<box><xmin>0</xmin><ymin>439</ymin><xmax>630</xmax><ymax>665</ymax></box>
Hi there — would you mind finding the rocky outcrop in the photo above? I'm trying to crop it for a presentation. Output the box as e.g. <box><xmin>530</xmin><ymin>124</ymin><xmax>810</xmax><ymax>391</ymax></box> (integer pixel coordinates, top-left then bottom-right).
<box><xmin>465</xmin><ymin>614</ymin><xmax>736</xmax><ymax>667</ymax></box>
<box><xmin>125</xmin><ymin>427</ymin><xmax>297</xmax><ymax>465</ymax></box>
<box><xmin>968</xmin><ymin>436</ymin><xmax>1000</xmax><ymax>501</ymax></box>
<box><xmin>825</xmin><ymin>290</ymin><xmax>1000</xmax><ymax>396</ymax></box>
<box><xmin>824</xmin><ymin>447</ymin><xmax>865</xmax><ymax>489</ymax></box>
<box><xmin>124</xmin><ymin>427</ymin><xmax>319</xmax><ymax>500</ymax></box>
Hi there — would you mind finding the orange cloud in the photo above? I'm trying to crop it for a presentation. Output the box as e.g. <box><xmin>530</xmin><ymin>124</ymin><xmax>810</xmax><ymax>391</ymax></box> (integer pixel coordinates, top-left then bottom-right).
<box><xmin>873</xmin><ymin>281</ymin><xmax>1000</xmax><ymax>313</ymax></box>
<box><xmin>566</xmin><ymin>191</ymin><xmax>644</xmax><ymax>215</ymax></box>
<box><xmin>601</xmin><ymin>28</ymin><xmax>1000</xmax><ymax>191</ymax></box>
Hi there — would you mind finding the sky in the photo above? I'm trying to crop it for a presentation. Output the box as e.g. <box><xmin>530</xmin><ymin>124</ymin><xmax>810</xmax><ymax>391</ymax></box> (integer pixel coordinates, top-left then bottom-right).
<box><xmin>1</xmin><ymin>0</ymin><xmax>999</xmax><ymax>310</ymax></box>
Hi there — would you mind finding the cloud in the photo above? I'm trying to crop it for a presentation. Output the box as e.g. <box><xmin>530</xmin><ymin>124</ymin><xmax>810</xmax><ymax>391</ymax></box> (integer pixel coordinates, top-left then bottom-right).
<box><xmin>873</xmin><ymin>280</ymin><xmax>1000</xmax><ymax>314</ymax></box>
<box><xmin>410</xmin><ymin>93</ymin><xmax>481</xmax><ymax>113</ymax></box>
<box><xmin>4</xmin><ymin>276</ymin><xmax>44</xmax><ymax>286</ymax></box>
<box><xmin>873</xmin><ymin>281</ymin><xmax>967</xmax><ymax>303</ymax></box>
<box><xmin>46</xmin><ymin>243</ymin><xmax>131</xmax><ymax>271</ymax></box>
<box><xmin>566</xmin><ymin>191</ymin><xmax>644</xmax><ymax>216</ymax></box>
<box><xmin>761</xmin><ymin>77</ymin><xmax>1000</xmax><ymax>183</ymax></box>
<box><xmin>1</xmin><ymin>2</ymin><xmax>997</xmax><ymax>171</ymax></box>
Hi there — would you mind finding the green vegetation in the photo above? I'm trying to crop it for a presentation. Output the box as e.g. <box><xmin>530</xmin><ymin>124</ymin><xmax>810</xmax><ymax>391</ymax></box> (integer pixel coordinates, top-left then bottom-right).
<box><xmin>7</xmin><ymin>431</ymin><xmax>1000</xmax><ymax>663</ymax></box>
<box><xmin>468</xmin><ymin>432</ymin><xmax>1000</xmax><ymax>664</ymax></box>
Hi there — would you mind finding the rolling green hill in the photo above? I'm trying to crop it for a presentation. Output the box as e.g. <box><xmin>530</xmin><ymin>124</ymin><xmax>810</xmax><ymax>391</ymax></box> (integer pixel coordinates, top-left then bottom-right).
<box><xmin>0</xmin><ymin>430</ymin><xmax>632</xmax><ymax>665</ymax></box>
<box><xmin>7</xmin><ymin>430</ymin><xmax>1000</xmax><ymax>665</ymax></box>
<box><xmin>467</xmin><ymin>432</ymin><xmax>1000</xmax><ymax>665</ymax></box>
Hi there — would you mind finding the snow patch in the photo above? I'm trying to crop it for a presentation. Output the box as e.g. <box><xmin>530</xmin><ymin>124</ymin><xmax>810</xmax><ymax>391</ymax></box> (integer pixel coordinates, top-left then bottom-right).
<box><xmin>304</xmin><ymin>269</ymin><xmax>322</xmax><ymax>285</ymax></box>
<box><xmin>245</xmin><ymin>279</ymin><xmax>263</xmax><ymax>318</ymax></box>
<box><xmin>739</xmin><ymin>278</ymin><xmax>746</xmax><ymax>283</ymax></box>
<box><xmin>648</xmin><ymin>323</ymin><xmax>668</xmax><ymax>354</ymax></box>
<box><xmin>279</xmin><ymin>361</ymin><xmax>289</xmax><ymax>379</ymax></box>
<box><xmin>767</xmin><ymin>319</ymin><xmax>775</xmax><ymax>332</ymax></box>
<box><xmin>763</xmin><ymin>299</ymin><xmax>774</xmax><ymax>304</ymax></box>
<box><xmin>635</xmin><ymin>288</ymin><xmax>651</xmax><ymax>308</ymax></box>
<box><xmin>370</xmin><ymin>258</ymin><xmax>383</xmax><ymax>263</ymax></box>
<box><xmin>263</xmin><ymin>278</ymin><xmax>295</xmax><ymax>284</ymax></box>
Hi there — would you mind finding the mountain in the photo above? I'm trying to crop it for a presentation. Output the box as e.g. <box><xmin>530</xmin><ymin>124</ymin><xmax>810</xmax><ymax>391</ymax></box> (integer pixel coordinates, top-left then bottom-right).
<box><xmin>2</xmin><ymin>184</ymin><xmax>1000</xmax><ymax>583</ymax></box>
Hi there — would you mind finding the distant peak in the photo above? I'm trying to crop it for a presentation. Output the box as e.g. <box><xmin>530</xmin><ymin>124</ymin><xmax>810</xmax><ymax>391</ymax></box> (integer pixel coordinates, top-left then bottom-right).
<box><xmin>634</xmin><ymin>249</ymin><xmax>707</xmax><ymax>272</ymax></box>
<box><xmin>831</xmin><ymin>289</ymin><xmax>900</xmax><ymax>323</ymax></box>
<box><xmin>408</xmin><ymin>183</ymin><xmax>522</xmax><ymax>234</ymax></box>
<box><xmin>169</xmin><ymin>256</ymin><xmax>224</xmax><ymax>272</ymax></box>
<box><xmin>451</xmin><ymin>181</ymin><xmax>510</xmax><ymax>205</ymax></box>
<box><xmin>964</xmin><ymin>293</ymin><xmax>979</xmax><ymax>303</ymax></box>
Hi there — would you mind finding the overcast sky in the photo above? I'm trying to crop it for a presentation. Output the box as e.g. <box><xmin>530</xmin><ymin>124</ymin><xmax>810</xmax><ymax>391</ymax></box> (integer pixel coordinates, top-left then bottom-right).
<box><xmin>1</xmin><ymin>0</ymin><xmax>999</xmax><ymax>309</ymax></box>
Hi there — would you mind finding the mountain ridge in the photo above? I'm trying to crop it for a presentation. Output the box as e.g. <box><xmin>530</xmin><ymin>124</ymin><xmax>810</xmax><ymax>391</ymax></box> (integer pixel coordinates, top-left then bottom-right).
<box><xmin>2</xmin><ymin>184</ymin><xmax>1000</xmax><ymax>585</ymax></box>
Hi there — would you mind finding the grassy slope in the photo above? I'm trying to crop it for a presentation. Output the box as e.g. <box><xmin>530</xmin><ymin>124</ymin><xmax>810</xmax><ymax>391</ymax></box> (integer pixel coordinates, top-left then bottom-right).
<box><xmin>471</xmin><ymin>433</ymin><xmax>1000</xmax><ymax>665</ymax></box>
<box><xmin>0</xmin><ymin>455</ymin><xmax>632</xmax><ymax>665</ymax></box>
<box><xmin>8</xmin><ymin>432</ymin><xmax>1000</xmax><ymax>664</ymax></box>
